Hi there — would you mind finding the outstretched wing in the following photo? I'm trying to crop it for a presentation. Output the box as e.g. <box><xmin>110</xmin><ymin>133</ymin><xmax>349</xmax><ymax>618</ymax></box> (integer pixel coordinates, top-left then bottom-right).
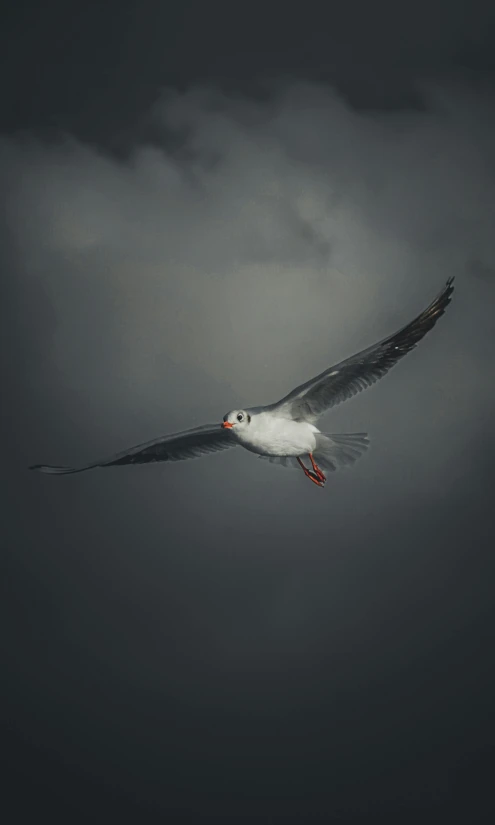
<box><xmin>29</xmin><ymin>423</ymin><xmax>236</xmax><ymax>475</ymax></box>
<box><xmin>272</xmin><ymin>278</ymin><xmax>455</xmax><ymax>422</ymax></box>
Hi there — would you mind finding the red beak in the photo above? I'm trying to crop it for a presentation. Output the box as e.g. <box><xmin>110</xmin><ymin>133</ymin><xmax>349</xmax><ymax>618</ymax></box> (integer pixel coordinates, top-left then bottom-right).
<box><xmin>221</xmin><ymin>421</ymin><xmax>234</xmax><ymax>429</ymax></box>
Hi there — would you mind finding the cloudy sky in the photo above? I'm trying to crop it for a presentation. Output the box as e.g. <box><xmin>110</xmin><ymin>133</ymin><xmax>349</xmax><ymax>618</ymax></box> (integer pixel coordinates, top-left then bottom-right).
<box><xmin>2</xmin><ymin>2</ymin><xmax>495</xmax><ymax>823</ymax></box>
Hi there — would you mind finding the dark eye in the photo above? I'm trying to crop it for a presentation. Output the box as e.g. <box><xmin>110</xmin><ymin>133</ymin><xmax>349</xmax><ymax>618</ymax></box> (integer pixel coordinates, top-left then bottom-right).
<box><xmin>237</xmin><ymin>413</ymin><xmax>244</xmax><ymax>422</ymax></box>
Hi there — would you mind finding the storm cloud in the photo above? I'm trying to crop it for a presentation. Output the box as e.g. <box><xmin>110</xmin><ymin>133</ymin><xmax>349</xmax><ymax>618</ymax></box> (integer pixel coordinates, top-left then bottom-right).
<box><xmin>2</xmin><ymin>78</ymin><xmax>494</xmax><ymax>821</ymax></box>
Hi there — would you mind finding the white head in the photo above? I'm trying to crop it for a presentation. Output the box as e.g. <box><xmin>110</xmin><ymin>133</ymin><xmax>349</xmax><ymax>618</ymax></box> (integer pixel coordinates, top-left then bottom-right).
<box><xmin>221</xmin><ymin>409</ymin><xmax>251</xmax><ymax>432</ymax></box>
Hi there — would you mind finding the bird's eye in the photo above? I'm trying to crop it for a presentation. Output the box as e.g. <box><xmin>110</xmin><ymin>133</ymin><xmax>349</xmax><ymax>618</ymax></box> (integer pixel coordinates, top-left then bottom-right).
<box><xmin>237</xmin><ymin>413</ymin><xmax>244</xmax><ymax>422</ymax></box>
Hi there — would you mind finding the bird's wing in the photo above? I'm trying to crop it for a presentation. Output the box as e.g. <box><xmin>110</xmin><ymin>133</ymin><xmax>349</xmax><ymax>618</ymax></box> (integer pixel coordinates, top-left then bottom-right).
<box><xmin>271</xmin><ymin>278</ymin><xmax>455</xmax><ymax>422</ymax></box>
<box><xmin>29</xmin><ymin>423</ymin><xmax>236</xmax><ymax>475</ymax></box>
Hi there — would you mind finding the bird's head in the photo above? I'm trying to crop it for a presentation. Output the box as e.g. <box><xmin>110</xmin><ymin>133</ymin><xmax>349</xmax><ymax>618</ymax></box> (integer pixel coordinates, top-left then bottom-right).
<box><xmin>221</xmin><ymin>409</ymin><xmax>251</xmax><ymax>432</ymax></box>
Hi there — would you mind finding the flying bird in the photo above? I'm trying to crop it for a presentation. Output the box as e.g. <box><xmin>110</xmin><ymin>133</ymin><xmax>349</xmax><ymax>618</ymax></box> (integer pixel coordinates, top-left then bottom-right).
<box><xmin>30</xmin><ymin>278</ymin><xmax>455</xmax><ymax>488</ymax></box>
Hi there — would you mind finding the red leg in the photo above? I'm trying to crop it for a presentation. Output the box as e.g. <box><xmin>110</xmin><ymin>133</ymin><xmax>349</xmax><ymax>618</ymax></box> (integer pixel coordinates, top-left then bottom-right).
<box><xmin>297</xmin><ymin>457</ymin><xmax>325</xmax><ymax>487</ymax></box>
<box><xmin>309</xmin><ymin>453</ymin><xmax>326</xmax><ymax>483</ymax></box>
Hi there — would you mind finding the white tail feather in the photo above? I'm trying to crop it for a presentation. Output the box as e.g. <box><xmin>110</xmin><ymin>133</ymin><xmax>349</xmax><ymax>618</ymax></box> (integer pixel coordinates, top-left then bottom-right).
<box><xmin>314</xmin><ymin>432</ymin><xmax>369</xmax><ymax>471</ymax></box>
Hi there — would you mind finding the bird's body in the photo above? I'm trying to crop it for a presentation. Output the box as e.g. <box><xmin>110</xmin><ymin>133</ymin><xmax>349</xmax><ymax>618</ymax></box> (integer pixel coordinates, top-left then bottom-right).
<box><xmin>30</xmin><ymin>278</ymin><xmax>455</xmax><ymax>488</ymax></box>
<box><xmin>232</xmin><ymin>410</ymin><xmax>319</xmax><ymax>457</ymax></box>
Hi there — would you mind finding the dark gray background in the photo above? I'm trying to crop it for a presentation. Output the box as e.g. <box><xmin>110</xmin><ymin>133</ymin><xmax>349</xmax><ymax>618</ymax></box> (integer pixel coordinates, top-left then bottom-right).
<box><xmin>1</xmin><ymin>2</ymin><xmax>494</xmax><ymax>822</ymax></box>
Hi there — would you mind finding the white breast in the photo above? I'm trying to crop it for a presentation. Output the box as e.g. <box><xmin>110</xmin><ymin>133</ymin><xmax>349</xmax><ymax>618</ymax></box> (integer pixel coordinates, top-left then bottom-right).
<box><xmin>236</xmin><ymin>413</ymin><xmax>319</xmax><ymax>457</ymax></box>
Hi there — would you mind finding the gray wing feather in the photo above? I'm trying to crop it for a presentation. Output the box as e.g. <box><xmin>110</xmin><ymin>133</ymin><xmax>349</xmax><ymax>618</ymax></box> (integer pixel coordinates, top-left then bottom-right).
<box><xmin>272</xmin><ymin>278</ymin><xmax>455</xmax><ymax>422</ymax></box>
<box><xmin>29</xmin><ymin>424</ymin><xmax>236</xmax><ymax>475</ymax></box>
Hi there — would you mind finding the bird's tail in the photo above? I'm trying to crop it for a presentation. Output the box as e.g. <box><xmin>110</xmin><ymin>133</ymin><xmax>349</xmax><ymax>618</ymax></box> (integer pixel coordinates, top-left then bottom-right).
<box><xmin>313</xmin><ymin>432</ymin><xmax>370</xmax><ymax>471</ymax></box>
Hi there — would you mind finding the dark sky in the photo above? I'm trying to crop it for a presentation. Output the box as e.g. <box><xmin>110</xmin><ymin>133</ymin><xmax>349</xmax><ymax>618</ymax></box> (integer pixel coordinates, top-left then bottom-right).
<box><xmin>2</xmin><ymin>2</ymin><xmax>495</xmax><ymax>823</ymax></box>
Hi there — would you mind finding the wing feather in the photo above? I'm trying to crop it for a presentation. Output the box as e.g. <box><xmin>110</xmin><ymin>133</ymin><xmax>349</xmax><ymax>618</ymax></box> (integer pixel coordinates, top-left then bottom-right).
<box><xmin>29</xmin><ymin>423</ymin><xmax>236</xmax><ymax>475</ymax></box>
<box><xmin>272</xmin><ymin>278</ymin><xmax>455</xmax><ymax>422</ymax></box>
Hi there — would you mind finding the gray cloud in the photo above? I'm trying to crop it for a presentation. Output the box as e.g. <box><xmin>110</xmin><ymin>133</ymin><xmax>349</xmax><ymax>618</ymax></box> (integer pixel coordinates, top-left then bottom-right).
<box><xmin>2</xmin><ymin>79</ymin><xmax>494</xmax><ymax>819</ymax></box>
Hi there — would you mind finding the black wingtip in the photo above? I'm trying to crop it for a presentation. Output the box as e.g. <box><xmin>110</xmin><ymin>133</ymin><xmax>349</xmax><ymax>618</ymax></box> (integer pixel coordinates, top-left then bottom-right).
<box><xmin>28</xmin><ymin>463</ymin><xmax>78</xmax><ymax>475</ymax></box>
<box><xmin>421</xmin><ymin>277</ymin><xmax>455</xmax><ymax>322</ymax></box>
<box><xmin>444</xmin><ymin>276</ymin><xmax>455</xmax><ymax>299</ymax></box>
<box><xmin>426</xmin><ymin>277</ymin><xmax>455</xmax><ymax>313</ymax></box>
<box><xmin>441</xmin><ymin>276</ymin><xmax>455</xmax><ymax>306</ymax></box>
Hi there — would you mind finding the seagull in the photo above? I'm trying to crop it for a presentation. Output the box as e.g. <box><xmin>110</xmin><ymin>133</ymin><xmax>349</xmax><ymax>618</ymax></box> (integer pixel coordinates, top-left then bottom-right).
<box><xmin>30</xmin><ymin>278</ymin><xmax>455</xmax><ymax>488</ymax></box>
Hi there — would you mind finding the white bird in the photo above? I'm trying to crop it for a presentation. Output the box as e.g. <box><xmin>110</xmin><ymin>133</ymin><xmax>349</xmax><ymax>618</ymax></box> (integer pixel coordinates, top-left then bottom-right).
<box><xmin>30</xmin><ymin>278</ymin><xmax>454</xmax><ymax>488</ymax></box>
